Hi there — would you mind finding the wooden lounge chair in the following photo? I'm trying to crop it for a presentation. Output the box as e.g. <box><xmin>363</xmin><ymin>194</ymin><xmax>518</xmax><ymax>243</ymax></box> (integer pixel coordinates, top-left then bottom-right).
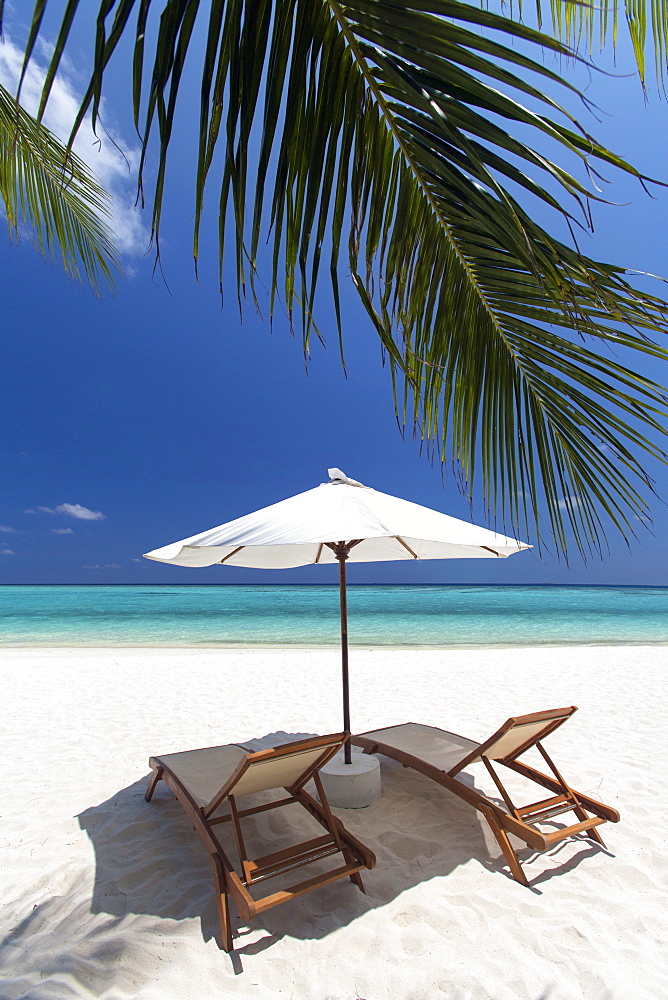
<box><xmin>352</xmin><ymin>707</ymin><xmax>619</xmax><ymax>885</ymax></box>
<box><xmin>146</xmin><ymin>732</ymin><xmax>375</xmax><ymax>951</ymax></box>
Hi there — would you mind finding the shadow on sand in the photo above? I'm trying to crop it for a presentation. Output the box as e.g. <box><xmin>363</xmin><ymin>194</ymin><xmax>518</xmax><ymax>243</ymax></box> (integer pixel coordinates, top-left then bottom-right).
<box><xmin>68</xmin><ymin>732</ymin><xmax>608</xmax><ymax>975</ymax></box>
<box><xmin>0</xmin><ymin>884</ymin><xmax>170</xmax><ymax>999</ymax></box>
<box><xmin>0</xmin><ymin>731</ymin><xmax>608</xmax><ymax>994</ymax></box>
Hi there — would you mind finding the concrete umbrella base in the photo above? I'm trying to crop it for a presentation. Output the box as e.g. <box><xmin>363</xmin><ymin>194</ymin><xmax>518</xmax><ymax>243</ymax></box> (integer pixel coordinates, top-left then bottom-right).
<box><xmin>319</xmin><ymin>748</ymin><xmax>382</xmax><ymax>808</ymax></box>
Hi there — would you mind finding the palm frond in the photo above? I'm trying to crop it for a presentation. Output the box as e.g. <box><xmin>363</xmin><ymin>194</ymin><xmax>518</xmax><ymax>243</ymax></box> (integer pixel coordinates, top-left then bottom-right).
<box><xmin>534</xmin><ymin>0</ymin><xmax>668</xmax><ymax>88</ymax></box>
<box><xmin>0</xmin><ymin>82</ymin><xmax>120</xmax><ymax>294</ymax></box>
<box><xmin>9</xmin><ymin>0</ymin><xmax>668</xmax><ymax>555</ymax></box>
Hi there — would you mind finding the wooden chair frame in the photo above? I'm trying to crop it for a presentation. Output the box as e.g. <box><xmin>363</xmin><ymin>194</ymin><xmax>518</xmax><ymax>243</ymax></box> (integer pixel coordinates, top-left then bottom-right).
<box><xmin>146</xmin><ymin>733</ymin><xmax>375</xmax><ymax>951</ymax></box>
<box><xmin>352</xmin><ymin>708</ymin><xmax>619</xmax><ymax>886</ymax></box>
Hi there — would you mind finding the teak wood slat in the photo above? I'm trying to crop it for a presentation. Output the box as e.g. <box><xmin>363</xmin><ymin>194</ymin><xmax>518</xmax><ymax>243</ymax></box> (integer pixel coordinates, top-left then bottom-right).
<box><xmin>518</xmin><ymin>794</ymin><xmax>568</xmax><ymax>817</ymax></box>
<box><xmin>352</xmin><ymin>707</ymin><xmax>619</xmax><ymax>885</ymax></box>
<box><xmin>250</xmin><ymin>863</ymin><xmax>367</xmax><ymax>915</ymax></box>
<box><xmin>208</xmin><ymin>795</ymin><xmax>297</xmax><ymax>825</ymax></box>
<box><xmin>505</xmin><ymin>759</ymin><xmax>620</xmax><ymax>822</ymax></box>
<box><xmin>146</xmin><ymin>732</ymin><xmax>375</xmax><ymax>952</ymax></box>
<box><xmin>246</xmin><ymin>836</ymin><xmax>340</xmax><ymax>882</ymax></box>
<box><xmin>248</xmin><ymin>834</ymin><xmax>336</xmax><ymax>874</ymax></box>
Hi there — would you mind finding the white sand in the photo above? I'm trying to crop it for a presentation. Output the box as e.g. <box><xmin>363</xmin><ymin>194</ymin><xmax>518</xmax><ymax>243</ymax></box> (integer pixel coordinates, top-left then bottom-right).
<box><xmin>2</xmin><ymin>644</ymin><xmax>666</xmax><ymax>1000</ymax></box>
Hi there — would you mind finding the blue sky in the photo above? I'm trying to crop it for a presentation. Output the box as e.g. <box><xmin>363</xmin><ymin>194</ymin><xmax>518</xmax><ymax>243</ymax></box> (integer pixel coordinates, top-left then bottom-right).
<box><xmin>1</xmin><ymin>7</ymin><xmax>668</xmax><ymax>586</ymax></box>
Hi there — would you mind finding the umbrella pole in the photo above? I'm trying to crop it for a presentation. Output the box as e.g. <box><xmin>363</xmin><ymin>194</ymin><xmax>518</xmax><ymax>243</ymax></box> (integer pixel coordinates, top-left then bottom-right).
<box><xmin>335</xmin><ymin>544</ymin><xmax>352</xmax><ymax>765</ymax></box>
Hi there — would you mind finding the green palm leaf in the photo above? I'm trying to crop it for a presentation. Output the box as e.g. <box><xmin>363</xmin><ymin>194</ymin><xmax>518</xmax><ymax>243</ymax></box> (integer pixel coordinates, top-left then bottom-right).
<box><xmin>0</xmin><ymin>82</ymin><xmax>120</xmax><ymax>294</ymax></box>
<box><xmin>7</xmin><ymin>0</ymin><xmax>668</xmax><ymax>554</ymax></box>
<box><xmin>535</xmin><ymin>0</ymin><xmax>668</xmax><ymax>87</ymax></box>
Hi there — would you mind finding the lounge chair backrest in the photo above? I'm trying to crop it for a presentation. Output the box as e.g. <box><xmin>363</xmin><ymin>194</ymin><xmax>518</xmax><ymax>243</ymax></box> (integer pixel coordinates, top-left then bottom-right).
<box><xmin>475</xmin><ymin>707</ymin><xmax>577</xmax><ymax>762</ymax></box>
<box><xmin>205</xmin><ymin>733</ymin><xmax>346</xmax><ymax>814</ymax></box>
<box><xmin>232</xmin><ymin>744</ymin><xmax>339</xmax><ymax>797</ymax></box>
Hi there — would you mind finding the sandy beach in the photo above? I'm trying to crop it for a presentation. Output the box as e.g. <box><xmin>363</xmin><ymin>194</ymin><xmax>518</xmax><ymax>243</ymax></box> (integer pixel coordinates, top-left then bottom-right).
<box><xmin>2</xmin><ymin>643</ymin><xmax>666</xmax><ymax>999</ymax></box>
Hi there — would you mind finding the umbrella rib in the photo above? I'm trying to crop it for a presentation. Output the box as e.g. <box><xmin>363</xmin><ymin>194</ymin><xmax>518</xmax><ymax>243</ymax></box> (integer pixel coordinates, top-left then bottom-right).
<box><xmin>395</xmin><ymin>536</ymin><xmax>419</xmax><ymax>559</ymax></box>
<box><xmin>480</xmin><ymin>546</ymin><xmax>504</xmax><ymax>557</ymax></box>
<box><xmin>324</xmin><ymin>540</ymin><xmax>364</xmax><ymax>556</ymax></box>
<box><xmin>315</xmin><ymin>543</ymin><xmax>324</xmax><ymax>564</ymax></box>
<box><xmin>219</xmin><ymin>546</ymin><xmax>245</xmax><ymax>564</ymax></box>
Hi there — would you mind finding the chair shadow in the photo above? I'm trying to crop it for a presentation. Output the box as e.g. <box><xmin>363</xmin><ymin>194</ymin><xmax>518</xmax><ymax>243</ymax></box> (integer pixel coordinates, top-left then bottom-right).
<box><xmin>454</xmin><ymin>769</ymin><xmax>615</xmax><ymax>891</ymax></box>
<box><xmin>74</xmin><ymin>732</ymin><xmax>610</xmax><ymax>970</ymax></box>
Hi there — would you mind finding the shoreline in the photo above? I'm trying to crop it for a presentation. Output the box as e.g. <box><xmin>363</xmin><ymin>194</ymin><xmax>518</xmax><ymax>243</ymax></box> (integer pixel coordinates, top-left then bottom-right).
<box><xmin>3</xmin><ymin>581</ymin><xmax>668</xmax><ymax>587</ymax></box>
<box><xmin>3</xmin><ymin>638</ymin><xmax>668</xmax><ymax>650</ymax></box>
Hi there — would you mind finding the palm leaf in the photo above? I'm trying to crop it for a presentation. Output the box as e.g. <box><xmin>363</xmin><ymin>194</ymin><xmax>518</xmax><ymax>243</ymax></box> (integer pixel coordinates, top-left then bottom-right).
<box><xmin>534</xmin><ymin>0</ymin><xmax>668</xmax><ymax>87</ymax></box>
<box><xmin>9</xmin><ymin>0</ymin><xmax>668</xmax><ymax>554</ymax></box>
<box><xmin>0</xmin><ymin>83</ymin><xmax>120</xmax><ymax>294</ymax></box>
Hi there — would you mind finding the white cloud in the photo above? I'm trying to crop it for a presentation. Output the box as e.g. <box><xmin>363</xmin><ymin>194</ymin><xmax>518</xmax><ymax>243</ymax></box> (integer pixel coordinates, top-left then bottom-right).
<box><xmin>25</xmin><ymin>503</ymin><xmax>106</xmax><ymax>521</ymax></box>
<box><xmin>57</xmin><ymin>503</ymin><xmax>106</xmax><ymax>521</ymax></box>
<box><xmin>0</xmin><ymin>525</ymin><xmax>17</xmax><ymax>533</ymax></box>
<box><xmin>52</xmin><ymin>527</ymin><xmax>73</xmax><ymax>535</ymax></box>
<box><xmin>82</xmin><ymin>563</ymin><xmax>120</xmax><ymax>570</ymax></box>
<box><xmin>1</xmin><ymin>548</ymin><xmax>14</xmax><ymax>555</ymax></box>
<box><xmin>558</xmin><ymin>495</ymin><xmax>580</xmax><ymax>511</ymax></box>
<box><xmin>0</xmin><ymin>36</ymin><xmax>148</xmax><ymax>256</ymax></box>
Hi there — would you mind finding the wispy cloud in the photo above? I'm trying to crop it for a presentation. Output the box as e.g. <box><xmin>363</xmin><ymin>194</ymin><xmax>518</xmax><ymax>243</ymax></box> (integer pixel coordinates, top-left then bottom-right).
<box><xmin>57</xmin><ymin>503</ymin><xmax>106</xmax><ymax>521</ymax></box>
<box><xmin>558</xmin><ymin>495</ymin><xmax>580</xmax><ymax>511</ymax></box>
<box><xmin>82</xmin><ymin>563</ymin><xmax>121</xmax><ymax>570</ymax></box>
<box><xmin>0</xmin><ymin>36</ymin><xmax>148</xmax><ymax>256</ymax></box>
<box><xmin>51</xmin><ymin>527</ymin><xmax>74</xmax><ymax>535</ymax></box>
<box><xmin>25</xmin><ymin>503</ymin><xmax>106</xmax><ymax>521</ymax></box>
<box><xmin>1</xmin><ymin>548</ymin><xmax>14</xmax><ymax>555</ymax></box>
<box><xmin>0</xmin><ymin>525</ymin><xmax>17</xmax><ymax>533</ymax></box>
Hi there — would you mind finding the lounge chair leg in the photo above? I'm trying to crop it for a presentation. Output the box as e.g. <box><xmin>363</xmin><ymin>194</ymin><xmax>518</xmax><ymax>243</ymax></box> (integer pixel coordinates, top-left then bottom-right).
<box><xmin>310</xmin><ymin>773</ymin><xmax>367</xmax><ymax>895</ymax></box>
<box><xmin>211</xmin><ymin>855</ymin><xmax>233</xmax><ymax>952</ymax></box>
<box><xmin>483</xmin><ymin>810</ymin><xmax>529</xmax><ymax>887</ymax></box>
<box><xmin>586</xmin><ymin>826</ymin><xmax>606</xmax><ymax>848</ymax></box>
<box><xmin>573</xmin><ymin>806</ymin><xmax>606</xmax><ymax>848</ymax></box>
<box><xmin>145</xmin><ymin>766</ymin><xmax>163</xmax><ymax>802</ymax></box>
<box><xmin>349</xmin><ymin>870</ymin><xmax>365</xmax><ymax>893</ymax></box>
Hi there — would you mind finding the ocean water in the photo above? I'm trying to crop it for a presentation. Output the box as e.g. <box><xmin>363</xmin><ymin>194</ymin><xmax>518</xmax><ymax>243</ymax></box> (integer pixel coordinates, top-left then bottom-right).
<box><xmin>1</xmin><ymin>585</ymin><xmax>667</xmax><ymax>647</ymax></box>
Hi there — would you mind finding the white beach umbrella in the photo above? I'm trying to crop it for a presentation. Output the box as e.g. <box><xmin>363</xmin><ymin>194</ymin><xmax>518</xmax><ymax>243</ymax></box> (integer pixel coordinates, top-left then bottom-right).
<box><xmin>144</xmin><ymin>469</ymin><xmax>531</xmax><ymax>760</ymax></box>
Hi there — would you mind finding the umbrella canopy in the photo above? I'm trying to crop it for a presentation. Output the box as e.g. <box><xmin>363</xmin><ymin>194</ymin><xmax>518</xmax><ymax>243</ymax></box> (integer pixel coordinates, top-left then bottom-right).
<box><xmin>144</xmin><ymin>468</ymin><xmax>531</xmax><ymax>568</ymax></box>
<box><xmin>144</xmin><ymin>469</ymin><xmax>531</xmax><ymax>759</ymax></box>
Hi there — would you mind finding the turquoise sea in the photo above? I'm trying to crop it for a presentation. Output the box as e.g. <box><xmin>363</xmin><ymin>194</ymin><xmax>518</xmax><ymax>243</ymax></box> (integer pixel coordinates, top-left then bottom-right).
<box><xmin>1</xmin><ymin>585</ymin><xmax>667</xmax><ymax>647</ymax></box>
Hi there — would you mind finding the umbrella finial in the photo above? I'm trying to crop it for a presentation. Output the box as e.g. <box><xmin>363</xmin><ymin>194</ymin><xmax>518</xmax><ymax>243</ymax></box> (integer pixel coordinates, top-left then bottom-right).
<box><xmin>328</xmin><ymin>468</ymin><xmax>366</xmax><ymax>488</ymax></box>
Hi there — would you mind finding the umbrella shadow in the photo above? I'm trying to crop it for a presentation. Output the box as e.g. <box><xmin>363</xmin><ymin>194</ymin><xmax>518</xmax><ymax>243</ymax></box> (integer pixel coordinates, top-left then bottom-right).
<box><xmin>74</xmin><ymin>732</ymin><xmax>597</xmax><ymax>970</ymax></box>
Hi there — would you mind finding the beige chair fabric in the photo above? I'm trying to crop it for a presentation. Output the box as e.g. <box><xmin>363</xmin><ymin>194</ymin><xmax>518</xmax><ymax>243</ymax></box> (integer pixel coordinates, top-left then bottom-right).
<box><xmin>151</xmin><ymin>744</ymin><xmax>248</xmax><ymax>808</ymax></box>
<box><xmin>480</xmin><ymin>717</ymin><xmax>571</xmax><ymax>761</ymax></box>
<box><xmin>152</xmin><ymin>741</ymin><xmax>345</xmax><ymax>809</ymax></box>
<box><xmin>230</xmin><ymin>746</ymin><xmax>339</xmax><ymax>798</ymax></box>
<box><xmin>361</xmin><ymin>723</ymin><xmax>479</xmax><ymax>773</ymax></box>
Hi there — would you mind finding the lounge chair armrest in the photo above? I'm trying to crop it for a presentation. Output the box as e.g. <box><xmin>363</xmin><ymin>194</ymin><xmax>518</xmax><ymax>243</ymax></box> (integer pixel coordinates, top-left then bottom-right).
<box><xmin>504</xmin><ymin>760</ymin><xmax>620</xmax><ymax>822</ymax></box>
